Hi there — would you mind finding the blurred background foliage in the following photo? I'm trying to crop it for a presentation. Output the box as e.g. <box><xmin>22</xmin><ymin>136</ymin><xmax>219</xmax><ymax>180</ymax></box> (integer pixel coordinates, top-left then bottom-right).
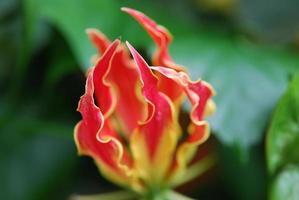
<box><xmin>1</xmin><ymin>0</ymin><xmax>299</xmax><ymax>199</ymax></box>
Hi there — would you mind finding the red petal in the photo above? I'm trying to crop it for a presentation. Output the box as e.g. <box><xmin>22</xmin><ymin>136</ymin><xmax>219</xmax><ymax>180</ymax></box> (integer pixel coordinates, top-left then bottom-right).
<box><xmin>126</xmin><ymin>42</ymin><xmax>180</xmax><ymax>182</ymax></box>
<box><xmin>121</xmin><ymin>7</ymin><xmax>176</xmax><ymax>69</ymax></box>
<box><xmin>86</xmin><ymin>28</ymin><xmax>111</xmax><ymax>54</ymax></box>
<box><xmin>126</xmin><ymin>42</ymin><xmax>169</xmax><ymax>156</ymax></box>
<box><xmin>92</xmin><ymin>39</ymin><xmax>120</xmax><ymax>117</ymax></box>
<box><xmin>151</xmin><ymin>66</ymin><xmax>215</xmax><ymax>122</ymax></box>
<box><xmin>87</xmin><ymin>29</ymin><xmax>146</xmax><ymax>135</ymax></box>
<box><xmin>150</xmin><ymin>66</ymin><xmax>215</xmax><ymax>183</ymax></box>
<box><xmin>122</xmin><ymin>7</ymin><xmax>184</xmax><ymax>104</ymax></box>
<box><xmin>75</xmin><ymin>41</ymin><xmax>134</xmax><ymax>186</ymax></box>
<box><xmin>110</xmin><ymin>50</ymin><xmax>147</xmax><ymax>134</ymax></box>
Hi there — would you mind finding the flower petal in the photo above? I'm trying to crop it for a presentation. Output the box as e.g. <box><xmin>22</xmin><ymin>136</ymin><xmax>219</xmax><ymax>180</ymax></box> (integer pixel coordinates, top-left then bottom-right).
<box><xmin>122</xmin><ymin>7</ymin><xmax>185</xmax><ymax>105</ymax></box>
<box><xmin>126</xmin><ymin>42</ymin><xmax>181</xmax><ymax>184</ymax></box>
<box><xmin>121</xmin><ymin>7</ymin><xmax>181</xmax><ymax>70</ymax></box>
<box><xmin>92</xmin><ymin>39</ymin><xmax>120</xmax><ymax>117</ymax></box>
<box><xmin>87</xmin><ymin>29</ymin><xmax>146</xmax><ymax>136</ymax></box>
<box><xmin>150</xmin><ymin>66</ymin><xmax>216</xmax><ymax>120</ymax></box>
<box><xmin>74</xmin><ymin>40</ymin><xmax>135</xmax><ymax>187</ymax></box>
<box><xmin>86</xmin><ymin>28</ymin><xmax>111</xmax><ymax>54</ymax></box>
<box><xmin>150</xmin><ymin>66</ymin><xmax>215</xmax><ymax>184</ymax></box>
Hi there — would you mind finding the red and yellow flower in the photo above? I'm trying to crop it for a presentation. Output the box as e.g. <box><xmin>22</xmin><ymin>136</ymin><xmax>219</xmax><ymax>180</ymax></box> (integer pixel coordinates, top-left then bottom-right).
<box><xmin>74</xmin><ymin>7</ymin><xmax>215</xmax><ymax>196</ymax></box>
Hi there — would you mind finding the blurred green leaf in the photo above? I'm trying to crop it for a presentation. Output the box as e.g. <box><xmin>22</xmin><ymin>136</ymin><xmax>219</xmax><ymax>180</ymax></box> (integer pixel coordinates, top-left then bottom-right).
<box><xmin>218</xmin><ymin>143</ymin><xmax>266</xmax><ymax>200</ymax></box>
<box><xmin>0</xmin><ymin>84</ymin><xmax>77</xmax><ymax>200</ymax></box>
<box><xmin>24</xmin><ymin>0</ymin><xmax>194</xmax><ymax>69</ymax></box>
<box><xmin>266</xmin><ymin>74</ymin><xmax>299</xmax><ymax>200</ymax></box>
<box><xmin>24</xmin><ymin>0</ymin><xmax>299</xmax><ymax>156</ymax></box>
<box><xmin>0</xmin><ymin>0</ymin><xmax>18</xmax><ymax>19</ymax></box>
<box><xmin>266</xmin><ymin>74</ymin><xmax>299</xmax><ymax>174</ymax></box>
<box><xmin>270</xmin><ymin>165</ymin><xmax>299</xmax><ymax>200</ymax></box>
<box><xmin>196</xmin><ymin>0</ymin><xmax>299</xmax><ymax>43</ymax></box>
<box><xmin>171</xmin><ymin>34</ymin><xmax>299</xmax><ymax>155</ymax></box>
<box><xmin>235</xmin><ymin>0</ymin><xmax>299</xmax><ymax>43</ymax></box>
<box><xmin>0</xmin><ymin>134</ymin><xmax>76</xmax><ymax>200</ymax></box>
<box><xmin>24</xmin><ymin>0</ymin><xmax>119</xmax><ymax>68</ymax></box>
<box><xmin>0</xmin><ymin>2</ymin><xmax>21</xmax><ymax>90</ymax></box>
<box><xmin>41</xmin><ymin>31</ymin><xmax>79</xmax><ymax>90</ymax></box>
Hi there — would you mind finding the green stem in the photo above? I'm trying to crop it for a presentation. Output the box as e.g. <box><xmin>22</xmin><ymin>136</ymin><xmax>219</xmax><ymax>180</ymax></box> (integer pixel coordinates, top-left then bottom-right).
<box><xmin>69</xmin><ymin>190</ymin><xmax>138</xmax><ymax>200</ymax></box>
<box><xmin>165</xmin><ymin>190</ymin><xmax>195</xmax><ymax>200</ymax></box>
<box><xmin>140</xmin><ymin>190</ymin><xmax>195</xmax><ymax>200</ymax></box>
<box><xmin>70</xmin><ymin>190</ymin><xmax>194</xmax><ymax>200</ymax></box>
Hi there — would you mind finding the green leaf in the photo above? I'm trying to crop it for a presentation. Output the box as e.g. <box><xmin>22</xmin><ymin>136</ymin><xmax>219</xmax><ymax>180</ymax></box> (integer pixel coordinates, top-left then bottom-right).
<box><xmin>217</xmin><ymin>144</ymin><xmax>266</xmax><ymax>200</ymax></box>
<box><xmin>270</xmin><ymin>165</ymin><xmax>299</xmax><ymax>200</ymax></box>
<box><xmin>235</xmin><ymin>0</ymin><xmax>299</xmax><ymax>42</ymax></box>
<box><xmin>24</xmin><ymin>0</ymin><xmax>137</xmax><ymax>68</ymax></box>
<box><xmin>0</xmin><ymin>0</ymin><xmax>18</xmax><ymax>19</ymax></box>
<box><xmin>0</xmin><ymin>135</ymin><xmax>76</xmax><ymax>200</ymax></box>
<box><xmin>0</xmin><ymin>0</ymin><xmax>20</xmax><ymax>90</ymax></box>
<box><xmin>24</xmin><ymin>0</ymin><xmax>194</xmax><ymax>69</ymax></box>
<box><xmin>0</xmin><ymin>97</ymin><xmax>76</xmax><ymax>200</ymax></box>
<box><xmin>266</xmin><ymin>74</ymin><xmax>299</xmax><ymax>174</ymax></box>
<box><xmin>267</xmin><ymin>74</ymin><xmax>299</xmax><ymax>200</ymax></box>
<box><xmin>171</xmin><ymin>34</ymin><xmax>299</xmax><ymax>154</ymax></box>
<box><xmin>24</xmin><ymin>0</ymin><xmax>299</xmax><ymax>156</ymax></box>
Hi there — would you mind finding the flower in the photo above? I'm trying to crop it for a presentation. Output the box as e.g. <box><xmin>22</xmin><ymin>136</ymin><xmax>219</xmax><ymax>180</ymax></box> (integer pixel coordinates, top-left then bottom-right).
<box><xmin>74</xmin><ymin>7</ymin><xmax>215</xmax><ymax>196</ymax></box>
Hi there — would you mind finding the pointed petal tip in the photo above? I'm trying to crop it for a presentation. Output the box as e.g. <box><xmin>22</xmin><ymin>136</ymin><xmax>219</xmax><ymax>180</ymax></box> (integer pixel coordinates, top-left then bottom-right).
<box><xmin>121</xmin><ymin>7</ymin><xmax>150</xmax><ymax>23</ymax></box>
<box><xmin>120</xmin><ymin>7</ymin><xmax>128</xmax><ymax>11</ymax></box>
<box><xmin>85</xmin><ymin>28</ymin><xmax>98</xmax><ymax>34</ymax></box>
<box><xmin>125</xmin><ymin>42</ymin><xmax>148</xmax><ymax>69</ymax></box>
<box><xmin>85</xmin><ymin>28</ymin><xmax>93</xmax><ymax>34</ymax></box>
<box><xmin>85</xmin><ymin>28</ymin><xmax>103</xmax><ymax>38</ymax></box>
<box><xmin>121</xmin><ymin>7</ymin><xmax>133</xmax><ymax>13</ymax></box>
<box><xmin>111</xmin><ymin>38</ymin><xmax>121</xmax><ymax>46</ymax></box>
<box><xmin>125</xmin><ymin>41</ymin><xmax>132</xmax><ymax>49</ymax></box>
<box><xmin>125</xmin><ymin>41</ymin><xmax>137</xmax><ymax>56</ymax></box>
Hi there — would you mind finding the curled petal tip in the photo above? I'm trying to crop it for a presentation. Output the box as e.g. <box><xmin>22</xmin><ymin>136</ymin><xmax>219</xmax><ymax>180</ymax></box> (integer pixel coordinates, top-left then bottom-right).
<box><xmin>120</xmin><ymin>7</ymin><xmax>128</xmax><ymax>11</ymax></box>
<box><xmin>121</xmin><ymin>7</ymin><xmax>134</xmax><ymax>13</ymax></box>
<box><xmin>86</xmin><ymin>28</ymin><xmax>111</xmax><ymax>54</ymax></box>
<box><xmin>85</xmin><ymin>28</ymin><xmax>98</xmax><ymax>34</ymax></box>
<box><xmin>121</xmin><ymin>7</ymin><xmax>144</xmax><ymax>21</ymax></box>
<box><xmin>85</xmin><ymin>28</ymin><xmax>104</xmax><ymax>39</ymax></box>
<box><xmin>85</xmin><ymin>28</ymin><xmax>93</xmax><ymax>34</ymax></box>
<box><xmin>110</xmin><ymin>38</ymin><xmax>121</xmax><ymax>47</ymax></box>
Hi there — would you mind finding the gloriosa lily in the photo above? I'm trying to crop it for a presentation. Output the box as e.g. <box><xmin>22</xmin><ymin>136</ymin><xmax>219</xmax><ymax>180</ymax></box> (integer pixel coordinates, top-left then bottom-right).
<box><xmin>74</xmin><ymin>7</ymin><xmax>216</xmax><ymax>200</ymax></box>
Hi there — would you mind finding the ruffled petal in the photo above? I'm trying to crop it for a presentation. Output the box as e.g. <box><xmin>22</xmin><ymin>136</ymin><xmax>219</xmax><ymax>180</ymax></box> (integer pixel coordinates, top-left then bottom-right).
<box><xmin>150</xmin><ymin>66</ymin><xmax>215</xmax><ymax>184</ymax></box>
<box><xmin>121</xmin><ymin>7</ymin><xmax>181</xmax><ymax>70</ymax></box>
<box><xmin>122</xmin><ymin>7</ymin><xmax>185</xmax><ymax>105</ymax></box>
<box><xmin>74</xmin><ymin>40</ymin><xmax>134</xmax><ymax>187</ymax></box>
<box><xmin>92</xmin><ymin>39</ymin><xmax>120</xmax><ymax>117</ymax></box>
<box><xmin>150</xmin><ymin>66</ymin><xmax>215</xmax><ymax>119</ymax></box>
<box><xmin>126</xmin><ymin>42</ymin><xmax>181</xmax><ymax>184</ymax></box>
<box><xmin>87</xmin><ymin>29</ymin><xmax>146</xmax><ymax>136</ymax></box>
